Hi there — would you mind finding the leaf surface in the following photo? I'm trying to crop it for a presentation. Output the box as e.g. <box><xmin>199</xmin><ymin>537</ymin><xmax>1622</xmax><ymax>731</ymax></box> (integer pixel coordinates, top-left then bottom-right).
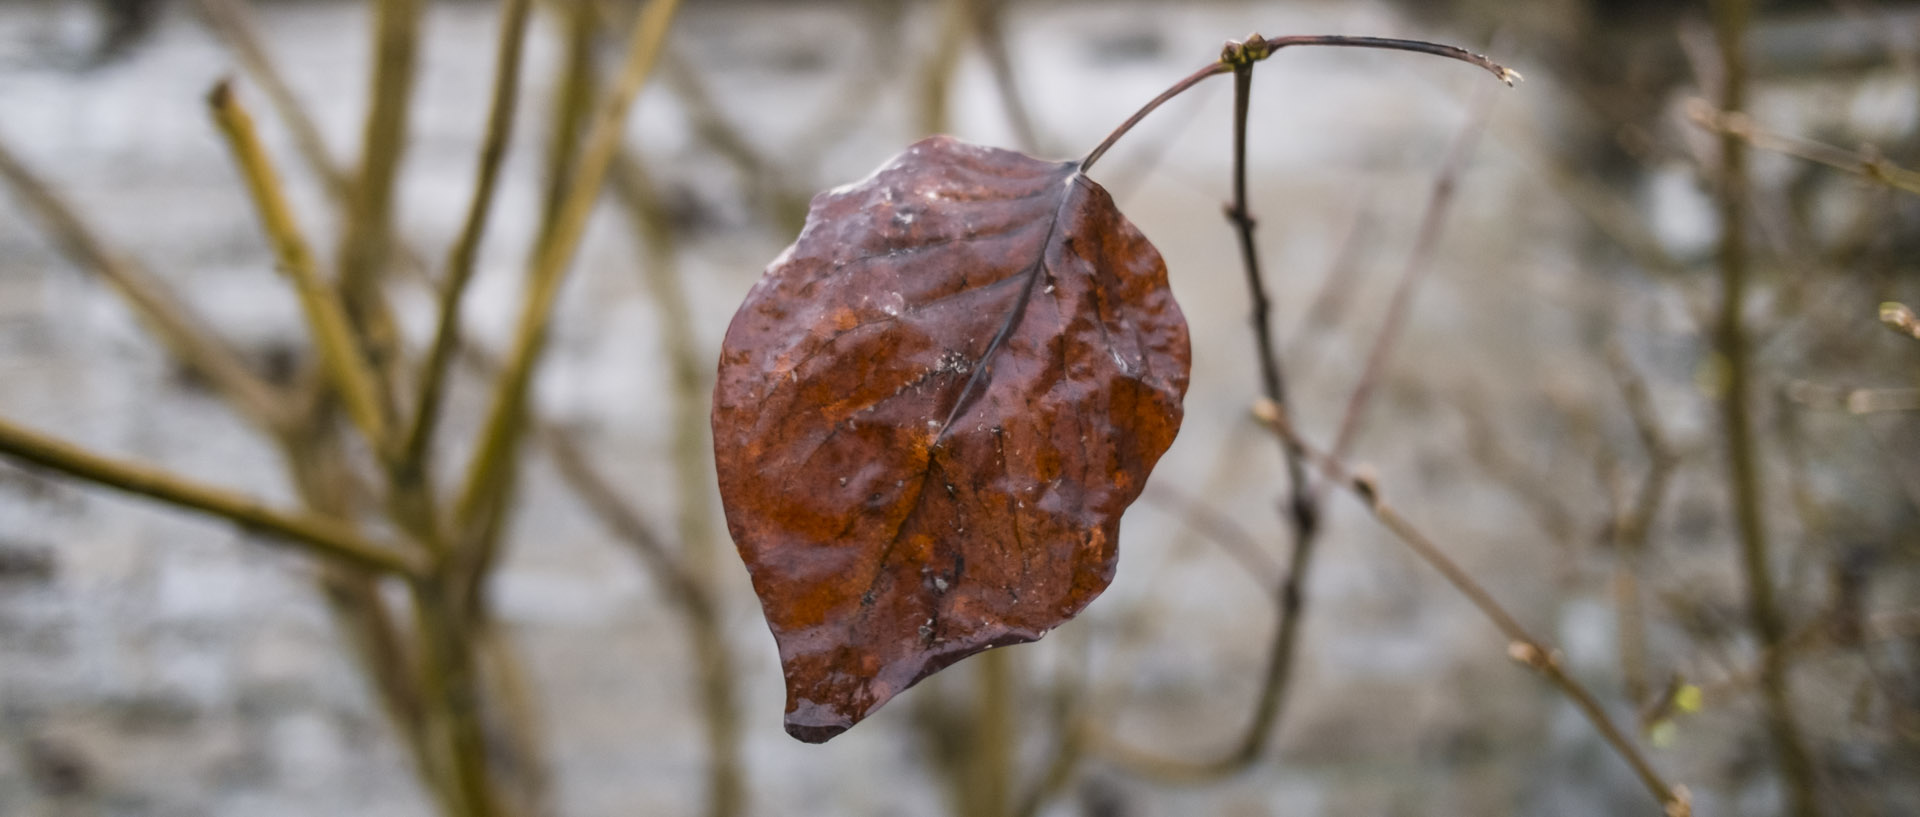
<box><xmin>712</xmin><ymin>135</ymin><xmax>1189</xmax><ymax>742</ymax></box>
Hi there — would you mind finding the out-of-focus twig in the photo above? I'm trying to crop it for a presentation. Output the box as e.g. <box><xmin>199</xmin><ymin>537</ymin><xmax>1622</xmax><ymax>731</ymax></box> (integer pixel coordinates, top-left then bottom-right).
<box><xmin>1786</xmin><ymin>381</ymin><xmax>1920</xmax><ymax>414</ymax></box>
<box><xmin>1454</xmin><ymin>387</ymin><xmax>1584</xmax><ymax>549</ymax></box>
<box><xmin>193</xmin><ymin>0</ymin><xmax>350</xmax><ymax>200</ymax></box>
<box><xmin>537</xmin><ymin>0</ymin><xmax>597</xmax><ymax>240</ymax></box>
<box><xmin>1326</xmin><ymin>85</ymin><xmax>1494</xmax><ymax>467</ymax></box>
<box><xmin>192</xmin><ymin>0</ymin><xmax>434</xmax><ymax>282</ymax></box>
<box><xmin>398</xmin><ymin>0</ymin><xmax>534</xmax><ymax>500</ymax></box>
<box><xmin>1882</xmin><ymin>302</ymin><xmax>1920</xmax><ymax>341</ymax></box>
<box><xmin>208</xmin><ymin>81</ymin><xmax>392</xmax><ymax>451</ymax></box>
<box><xmin>0</xmin><ymin>134</ymin><xmax>289</xmax><ymax>431</ymax></box>
<box><xmin>538</xmin><ymin>421</ymin><xmax>742</xmax><ymax>817</ymax></box>
<box><xmin>1605</xmin><ymin>344</ymin><xmax>1682</xmax><ymax>706</ymax></box>
<box><xmin>967</xmin><ymin>0</ymin><xmax>1041</xmax><ymax>154</ymax></box>
<box><xmin>1252</xmin><ymin>399</ymin><xmax>1691</xmax><ymax>817</ymax></box>
<box><xmin>1283</xmin><ymin>199</ymin><xmax>1374</xmax><ymax>380</ymax></box>
<box><xmin>1696</xmin><ymin>608</ymin><xmax>1920</xmax><ymax>705</ymax></box>
<box><xmin>1687</xmin><ymin>99</ymin><xmax>1920</xmax><ymax>197</ymax></box>
<box><xmin>916</xmin><ymin>0</ymin><xmax>970</xmax><ymax>138</ymax></box>
<box><xmin>1708</xmin><ymin>2</ymin><xmax>1824</xmax><ymax>814</ymax></box>
<box><xmin>605</xmin><ymin>147</ymin><xmax>746</xmax><ymax>817</ymax></box>
<box><xmin>657</xmin><ymin>48</ymin><xmax>811</xmax><ymax>230</ymax></box>
<box><xmin>1139</xmin><ymin>485</ymin><xmax>1284</xmax><ymax>593</ymax></box>
<box><xmin>452</xmin><ymin>0</ymin><xmax>681</xmax><ymax>552</ymax></box>
<box><xmin>0</xmin><ymin>417</ymin><xmax>420</xmax><ymax>576</ymax></box>
<box><xmin>333</xmin><ymin>0</ymin><xmax>427</xmax><ymax>412</ymax></box>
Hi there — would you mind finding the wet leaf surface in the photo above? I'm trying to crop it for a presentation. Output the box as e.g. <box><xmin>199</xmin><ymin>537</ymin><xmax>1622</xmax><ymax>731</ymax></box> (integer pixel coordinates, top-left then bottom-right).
<box><xmin>712</xmin><ymin>135</ymin><xmax>1189</xmax><ymax>742</ymax></box>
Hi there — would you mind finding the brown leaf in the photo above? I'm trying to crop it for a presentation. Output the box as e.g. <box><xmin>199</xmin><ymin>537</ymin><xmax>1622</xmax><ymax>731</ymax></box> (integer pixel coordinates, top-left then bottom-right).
<box><xmin>712</xmin><ymin>135</ymin><xmax>1189</xmax><ymax>742</ymax></box>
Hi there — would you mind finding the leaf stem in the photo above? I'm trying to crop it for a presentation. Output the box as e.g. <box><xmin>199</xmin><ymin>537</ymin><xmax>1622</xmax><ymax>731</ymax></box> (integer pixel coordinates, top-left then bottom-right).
<box><xmin>1080</xmin><ymin>61</ymin><xmax>1228</xmax><ymax>173</ymax></box>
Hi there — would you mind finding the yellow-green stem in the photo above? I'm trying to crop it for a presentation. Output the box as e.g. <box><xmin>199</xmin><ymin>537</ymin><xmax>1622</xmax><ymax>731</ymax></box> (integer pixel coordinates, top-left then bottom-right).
<box><xmin>333</xmin><ymin>0</ymin><xmax>426</xmax><ymax>423</ymax></box>
<box><xmin>452</xmin><ymin>0</ymin><xmax>681</xmax><ymax>550</ymax></box>
<box><xmin>1709</xmin><ymin>1</ymin><xmax>1823</xmax><ymax>815</ymax></box>
<box><xmin>0</xmin><ymin>415</ymin><xmax>420</xmax><ymax>576</ymax></box>
<box><xmin>208</xmin><ymin>81</ymin><xmax>393</xmax><ymax>451</ymax></box>
<box><xmin>0</xmin><ymin>135</ymin><xmax>289</xmax><ymax>431</ymax></box>
<box><xmin>397</xmin><ymin>0</ymin><xmax>535</xmax><ymax>518</ymax></box>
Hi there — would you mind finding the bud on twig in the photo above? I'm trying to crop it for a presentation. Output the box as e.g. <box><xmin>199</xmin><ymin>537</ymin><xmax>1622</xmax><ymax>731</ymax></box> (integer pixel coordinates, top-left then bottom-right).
<box><xmin>1882</xmin><ymin>302</ymin><xmax>1919</xmax><ymax>341</ymax></box>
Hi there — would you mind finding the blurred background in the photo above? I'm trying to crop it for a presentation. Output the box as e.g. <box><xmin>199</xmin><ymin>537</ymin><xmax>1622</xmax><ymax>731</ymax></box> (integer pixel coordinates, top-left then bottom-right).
<box><xmin>1</xmin><ymin>0</ymin><xmax>1918</xmax><ymax>815</ymax></box>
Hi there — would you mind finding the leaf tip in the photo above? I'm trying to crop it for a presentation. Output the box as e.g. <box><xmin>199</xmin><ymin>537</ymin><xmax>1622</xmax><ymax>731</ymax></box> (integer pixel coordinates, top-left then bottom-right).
<box><xmin>784</xmin><ymin>695</ymin><xmax>859</xmax><ymax>744</ymax></box>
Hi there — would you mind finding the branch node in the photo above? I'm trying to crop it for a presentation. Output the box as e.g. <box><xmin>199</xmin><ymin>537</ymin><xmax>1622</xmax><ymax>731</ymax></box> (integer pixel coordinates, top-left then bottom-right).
<box><xmin>1350</xmin><ymin>464</ymin><xmax>1380</xmax><ymax>509</ymax></box>
<box><xmin>1665</xmin><ymin>785</ymin><xmax>1694</xmax><ymax>817</ymax></box>
<box><xmin>1251</xmin><ymin>398</ymin><xmax>1282</xmax><ymax>426</ymax></box>
<box><xmin>1507</xmin><ymin>640</ymin><xmax>1551</xmax><ymax>670</ymax></box>
<box><xmin>1881</xmin><ymin>302</ymin><xmax>1919</xmax><ymax>341</ymax></box>
<box><xmin>1220</xmin><ymin>33</ymin><xmax>1271</xmax><ymax>67</ymax></box>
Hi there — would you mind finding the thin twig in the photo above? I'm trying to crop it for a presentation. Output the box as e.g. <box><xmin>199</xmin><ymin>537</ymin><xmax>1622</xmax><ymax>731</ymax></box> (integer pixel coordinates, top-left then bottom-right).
<box><xmin>1687</xmin><ymin>99</ymin><xmax>1920</xmax><ymax>197</ymax></box>
<box><xmin>208</xmin><ymin>81</ymin><xmax>392</xmax><ymax>450</ymax></box>
<box><xmin>1882</xmin><ymin>302</ymin><xmax>1920</xmax><ymax>341</ymax></box>
<box><xmin>397</xmin><ymin>0</ymin><xmax>534</xmax><ymax>495</ymax></box>
<box><xmin>0</xmin><ymin>416</ymin><xmax>420</xmax><ymax>576</ymax></box>
<box><xmin>192</xmin><ymin>0</ymin><xmax>350</xmax><ymax>201</ymax></box>
<box><xmin>1283</xmin><ymin>199</ymin><xmax>1375</xmax><ymax>379</ymax></box>
<box><xmin>333</xmin><ymin>0</ymin><xmax>427</xmax><ymax>413</ymax></box>
<box><xmin>192</xmin><ymin>0</ymin><xmax>437</xmax><ymax>284</ymax></box>
<box><xmin>1605</xmin><ymin>344</ymin><xmax>1682</xmax><ymax>706</ymax></box>
<box><xmin>1082</xmin><ymin>33</ymin><xmax>1517</xmax><ymax>173</ymax></box>
<box><xmin>1708</xmin><ymin>3</ymin><xmax>1824</xmax><ymax>814</ymax></box>
<box><xmin>605</xmin><ymin>147</ymin><xmax>745</xmax><ymax>817</ymax></box>
<box><xmin>1091</xmin><ymin>53</ymin><xmax>1312</xmax><ymax>786</ymax></box>
<box><xmin>967</xmin><ymin>0</ymin><xmax>1042</xmax><ymax>154</ymax></box>
<box><xmin>0</xmin><ymin>134</ymin><xmax>289</xmax><ymax>431</ymax></box>
<box><xmin>1139</xmin><ymin>486</ymin><xmax>1284</xmax><ymax>593</ymax></box>
<box><xmin>1251</xmin><ymin>400</ymin><xmax>1690</xmax><ymax>817</ymax></box>
<box><xmin>1326</xmin><ymin>86</ymin><xmax>1495</xmax><ymax>467</ymax></box>
<box><xmin>1091</xmin><ymin>33</ymin><xmax>1515</xmax><ymax>785</ymax></box>
<box><xmin>1105</xmin><ymin>87</ymin><xmax>1488</xmax><ymax>781</ymax></box>
<box><xmin>452</xmin><ymin>0</ymin><xmax>681</xmax><ymax>599</ymax></box>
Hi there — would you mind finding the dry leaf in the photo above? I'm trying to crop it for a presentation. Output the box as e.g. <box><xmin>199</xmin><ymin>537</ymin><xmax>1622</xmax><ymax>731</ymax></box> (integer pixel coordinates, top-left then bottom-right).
<box><xmin>713</xmin><ymin>136</ymin><xmax>1189</xmax><ymax>742</ymax></box>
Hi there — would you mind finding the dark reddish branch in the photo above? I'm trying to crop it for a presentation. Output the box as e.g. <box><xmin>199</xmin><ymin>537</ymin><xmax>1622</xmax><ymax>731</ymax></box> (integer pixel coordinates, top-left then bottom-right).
<box><xmin>1082</xmin><ymin>32</ymin><xmax>1515</xmax><ymax>784</ymax></box>
<box><xmin>1081</xmin><ymin>34</ymin><xmax>1517</xmax><ymax>174</ymax></box>
<box><xmin>1256</xmin><ymin>35</ymin><xmax>1517</xmax><ymax>83</ymax></box>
